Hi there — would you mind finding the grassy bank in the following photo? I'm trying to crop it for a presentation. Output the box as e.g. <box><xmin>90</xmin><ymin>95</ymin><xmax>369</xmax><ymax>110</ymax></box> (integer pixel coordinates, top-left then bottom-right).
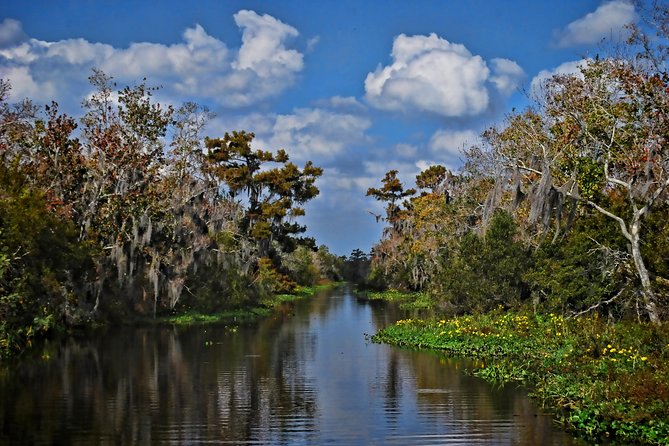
<box><xmin>363</xmin><ymin>289</ymin><xmax>433</xmax><ymax>311</ymax></box>
<box><xmin>373</xmin><ymin>311</ymin><xmax>669</xmax><ymax>445</ymax></box>
<box><xmin>159</xmin><ymin>282</ymin><xmax>341</xmax><ymax>326</ymax></box>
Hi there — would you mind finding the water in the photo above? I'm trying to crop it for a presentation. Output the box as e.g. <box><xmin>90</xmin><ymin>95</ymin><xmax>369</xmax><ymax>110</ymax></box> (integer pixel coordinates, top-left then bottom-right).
<box><xmin>0</xmin><ymin>288</ymin><xmax>584</xmax><ymax>445</ymax></box>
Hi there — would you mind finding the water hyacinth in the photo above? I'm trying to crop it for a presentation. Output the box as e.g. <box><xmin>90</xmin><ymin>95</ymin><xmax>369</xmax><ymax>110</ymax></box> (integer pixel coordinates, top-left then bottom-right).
<box><xmin>373</xmin><ymin>311</ymin><xmax>669</xmax><ymax>445</ymax></box>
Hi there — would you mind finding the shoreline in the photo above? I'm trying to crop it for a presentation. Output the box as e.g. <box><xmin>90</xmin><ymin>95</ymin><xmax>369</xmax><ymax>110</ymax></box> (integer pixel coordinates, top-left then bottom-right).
<box><xmin>371</xmin><ymin>299</ymin><xmax>669</xmax><ymax>445</ymax></box>
<box><xmin>154</xmin><ymin>282</ymin><xmax>342</xmax><ymax>326</ymax></box>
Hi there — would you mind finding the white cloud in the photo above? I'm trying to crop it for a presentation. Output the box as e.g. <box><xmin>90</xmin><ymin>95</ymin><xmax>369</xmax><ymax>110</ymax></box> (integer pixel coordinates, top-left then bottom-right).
<box><xmin>270</xmin><ymin>108</ymin><xmax>371</xmax><ymax>160</ymax></box>
<box><xmin>0</xmin><ymin>65</ymin><xmax>55</xmax><ymax>100</ymax></box>
<box><xmin>554</xmin><ymin>1</ymin><xmax>637</xmax><ymax>47</ymax></box>
<box><xmin>429</xmin><ymin>129</ymin><xmax>478</xmax><ymax>156</ymax></box>
<box><xmin>394</xmin><ymin>143</ymin><xmax>418</xmax><ymax>158</ymax></box>
<box><xmin>47</xmin><ymin>38</ymin><xmax>115</xmax><ymax>65</ymax></box>
<box><xmin>0</xmin><ymin>18</ymin><xmax>27</xmax><ymax>48</ymax></box>
<box><xmin>530</xmin><ymin>59</ymin><xmax>589</xmax><ymax>96</ymax></box>
<box><xmin>211</xmin><ymin>107</ymin><xmax>371</xmax><ymax>162</ymax></box>
<box><xmin>363</xmin><ymin>160</ymin><xmax>421</xmax><ymax>183</ymax></box>
<box><xmin>0</xmin><ymin>12</ymin><xmax>305</xmax><ymax>108</ymax></box>
<box><xmin>319</xmin><ymin>168</ymin><xmax>377</xmax><ymax>194</ymax></box>
<box><xmin>316</xmin><ymin>95</ymin><xmax>366</xmax><ymax>111</ymax></box>
<box><xmin>306</xmin><ymin>36</ymin><xmax>320</xmax><ymax>52</ymax></box>
<box><xmin>364</xmin><ymin>33</ymin><xmax>523</xmax><ymax>118</ymax></box>
<box><xmin>490</xmin><ymin>58</ymin><xmax>525</xmax><ymax>96</ymax></box>
<box><xmin>233</xmin><ymin>10</ymin><xmax>302</xmax><ymax>78</ymax></box>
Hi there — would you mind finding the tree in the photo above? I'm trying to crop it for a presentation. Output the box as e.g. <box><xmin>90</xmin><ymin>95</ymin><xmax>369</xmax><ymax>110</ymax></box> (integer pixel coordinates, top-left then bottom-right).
<box><xmin>415</xmin><ymin>164</ymin><xmax>448</xmax><ymax>196</ymax></box>
<box><xmin>205</xmin><ymin>131</ymin><xmax>323</xmax><ymax>257</ymax></box>
<box><xmin>343</xmin><ymin>249</ymin><xmax>370</xmax><ymax>284</ymax></box>
<box><xmin>366</xmin><ymin>170</ymin><xmax>416</xmax><ymax>289</ymax></box>
<box><xmin>366</xmin><ymin>169</ymin><xmax>416</xmax><ymax>223</ymax></box>
<box><xmin>487</xmin><ymin>58</ymin><xmax>668</xmax><ymax>323</ymax></box>
<box><xmin>431</xmin><ymin>210</ymin><xmax>529</xmax><ymax>314</ymax></box>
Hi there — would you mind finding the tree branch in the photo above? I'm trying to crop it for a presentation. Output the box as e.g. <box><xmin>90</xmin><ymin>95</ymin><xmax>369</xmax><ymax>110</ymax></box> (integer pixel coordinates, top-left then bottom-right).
<box><xmin>567</xmin><ymin>288</ymin><xmax>626</xmax><ymax>319</ymax></box>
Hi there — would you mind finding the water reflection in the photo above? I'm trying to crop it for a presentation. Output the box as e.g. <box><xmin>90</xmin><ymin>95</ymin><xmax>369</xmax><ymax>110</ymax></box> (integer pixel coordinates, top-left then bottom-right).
<box><xmin>0</xmin><ymin>288</ymin><xmax>583</xmax><ymax>445</ymax></box>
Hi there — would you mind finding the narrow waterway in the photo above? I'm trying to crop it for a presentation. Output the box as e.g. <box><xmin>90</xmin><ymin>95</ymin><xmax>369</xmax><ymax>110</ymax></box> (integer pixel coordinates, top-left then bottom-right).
<box><xmin>0</xmin><ymin>288</ymin><xmax>583</xmax><ymax>445</ymax></box>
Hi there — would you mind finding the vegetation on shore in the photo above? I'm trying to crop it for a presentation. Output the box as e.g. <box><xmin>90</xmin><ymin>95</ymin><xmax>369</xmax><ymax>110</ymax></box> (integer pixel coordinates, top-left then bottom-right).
<box><xmin>373</xmin><ymin>311</ymin><xmax>669</xmax><ymax>445</ymax></box>
<box><xmin>159</xmin><ymin>282</ymin><xmax>341</xmax><ymax>326</ymax></box>
<box><xmin>363</xmin><ymin>289</ymin><xmax>432</xmax><ymax>312</ymax></box>
<box><xmin>0</xmin><ymin>69</ymin><xmax>348</xmax><ymax>358</ymax></box>
<box><xmin>362</xmin><ymin>12</ymin><xmax>669</xmax><ymax>443</ymax></box>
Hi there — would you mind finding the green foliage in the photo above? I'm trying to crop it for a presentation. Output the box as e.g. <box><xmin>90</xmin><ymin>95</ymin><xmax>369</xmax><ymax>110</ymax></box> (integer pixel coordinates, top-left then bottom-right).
<box><xmin>256</xmin><ymin>257</ymin><xmax>297</xmax><ymax>298</ymax></box>
<box><xmin>366</xmin><ymin>289</ymin><xmax>433</xmax><ymax>312</ymax></box>
<box><xmin>0</xmin><ymin>71</ymin><xmax>329</xmax><ymax>355</ymax></box>
<box><xmin>160</xmin><ymin>307</ymin><xmax>271</xmax><ymax>325</ymax></box>
<box><xmin>525</xmin><ymin>209</ymin><xmax>631</xmax><ymax>315</ymax></box>
<box><xmin>366</xmin><ymin>169</ymin><xmax>415</xmax><ymax>222</ymax></box>
<box><xmin>205</xmin><ymin>131</ymin><xmax>323</xmax><ymax>254</ymax></box>
<box><xmin>342</xmin><ymin>249</ymin><xmax>371</xmax><ymax>285</ymax></box>
<box><xmin>373</xmin><ymin>312</ymin><xmax>669</xmax><ymax>444</ymax></box>
<box><xmin>162</xmin><ymin>282</ymin><xmax>339</xmax><ymax>326</ymax></box>
<box><xmin>281</xmin><ymin>245</ymin><xmax>319</xmax><ymax>286</ymax></box>
<box><xmin>0</xmin><ymin>165</ymin><xmax>93</xmax><ymax>356</ymax></box>
<box><xmin>415</xmin><ymin>165</ymin><xmax>447</xmax><ymax>193</ymax></box>
<box><xmin>313</xmin><ymin>245</ymin><xmax>343</xmax><ymax>282</ymax></box>
<box><xmin>181</xmin><ymin>260</ymin><xmax>252</xmax><ymax>313</ymax></box>
<box><xmin>431</xmin><ymin>210</ymin><xmax>530</xmax><ymax>313</ymax></box>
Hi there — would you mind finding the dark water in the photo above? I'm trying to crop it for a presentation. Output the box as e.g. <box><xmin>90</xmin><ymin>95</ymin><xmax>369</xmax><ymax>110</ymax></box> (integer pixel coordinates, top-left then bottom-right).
<box><xmin>0</xmin><ymin>288</ymin><xmax>584</xmax><ymax>445</ymax></box>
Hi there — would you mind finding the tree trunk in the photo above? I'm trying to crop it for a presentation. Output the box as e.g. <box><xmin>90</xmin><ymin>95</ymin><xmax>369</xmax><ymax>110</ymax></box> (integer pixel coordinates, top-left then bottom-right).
<box><xmin>630</xmin><ymin>220</ymin><xmax>661</xmax><ymax>324</ymax></box>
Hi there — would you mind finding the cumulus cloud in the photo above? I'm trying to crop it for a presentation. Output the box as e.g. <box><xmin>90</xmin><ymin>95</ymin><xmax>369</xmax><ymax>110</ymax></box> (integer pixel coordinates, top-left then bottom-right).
<box><xmin>429</xmin><ymin>129</ymin><xmax>479</xmax><ymax>156</ymax></box>
<box><xmin>530</xmin><ymin>59</ymin><xmax>589</xmax><ymax>96</ymax></box>
<box><xmin>364</xmin><ymin>33</ymin><xmax>524</xmax><ymax>118</ymax></box>
<box><xmin>318</xmin><ymin>167</ymin><xmax>378</xmax><ymax>195</ymax></box>
<box><xmin>0</xmin><ymin>11</ymin><xmax>304</xmax><ymax>108</ymax></box>
<box><xmin>394</xmin><ymin>143</ymin><xmax>418</xmax><ymax>158</ymax></box>
<box><xmin>0</xmin><ymin>65</ymin><xmax>56</xmax><ymax>100</ymax></box>
<box><xmin>233</xmin><ymin>10</ymin><xmax>302</xmax><ymax>78</ymax></box>
<box><xmin>315</xmin><ymin>95</ymin><xmax>366</xmax><ymax>111</ymax></box>
<box><xmin>0</xmin><ymin>18</ymin><xmax>27</xmax><ymax>48</ymax></box>
<box><xmin>490</xmin><ymin>58</ymin><xmax>525</xmax><ymax>96</ymax></box>
<box><xmin>554</xmin><ymin>1</ymin><xmax>637</xmax><ymax>47</ymax></box>
<box><xmin>213</xmin><ymin>107</ymin><xmax>371</xmax><ymax>162</ymax></box>
<box><xmin>269</xmin><ymin>108</ymin><xmax>372</xmax><ymax>160</ymax></box>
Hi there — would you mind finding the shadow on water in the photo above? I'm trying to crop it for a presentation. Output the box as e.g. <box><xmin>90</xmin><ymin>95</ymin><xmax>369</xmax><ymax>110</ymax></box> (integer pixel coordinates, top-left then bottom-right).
<box><xmin>0</xmin><ymin>287</ymin><xmax>585</xmax><ymax>445</ymax></box>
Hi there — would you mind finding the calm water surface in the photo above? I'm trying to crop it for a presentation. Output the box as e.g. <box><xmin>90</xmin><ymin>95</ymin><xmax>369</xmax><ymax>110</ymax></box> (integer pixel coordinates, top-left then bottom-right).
<box><xmin>0</xmin><ymin>288</ymin><xmax>584</xmax><ymax>445</ymax></box>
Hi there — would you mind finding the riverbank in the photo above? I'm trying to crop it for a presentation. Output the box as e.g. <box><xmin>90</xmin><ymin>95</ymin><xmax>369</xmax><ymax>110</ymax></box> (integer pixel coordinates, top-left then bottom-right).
<box><xmin>363</xmin><ymin>289</ymin><xmax>433</xmax><ymax>311</ymax></box>
<box><xmin>156</xmin><ymin>282</ymin><xmax>341</xmax><ymax>326</ymax></box>
<box><xmin>373</xmin><ymin>310</ymin><xmax>669</xmax><ymax>445</ymax></box>
<box><xmin>0</xmin><ymin>282</ymin><xmax>342</xmax><ymax>359</ymax></box>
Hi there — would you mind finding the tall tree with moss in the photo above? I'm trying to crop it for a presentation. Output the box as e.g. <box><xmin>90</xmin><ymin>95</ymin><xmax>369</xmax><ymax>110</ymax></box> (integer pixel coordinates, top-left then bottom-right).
<box><xmin>486</xmin><ymin>56</ymin><xmax>669</xmax><ymax>324</ymax></box>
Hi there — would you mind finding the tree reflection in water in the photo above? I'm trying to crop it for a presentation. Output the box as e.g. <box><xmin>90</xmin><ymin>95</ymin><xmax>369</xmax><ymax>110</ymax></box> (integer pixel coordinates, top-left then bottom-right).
<box><xmin>0</xmin><ymin>288</ymin><xmax>584</xmax><ymax>445</ymax></box>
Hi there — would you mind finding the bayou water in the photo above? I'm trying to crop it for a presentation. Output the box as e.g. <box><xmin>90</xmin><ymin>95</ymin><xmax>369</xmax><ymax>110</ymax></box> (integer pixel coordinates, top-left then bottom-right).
<box><xmin>0</xmin><ymin>288</ymin><xmax>584</xmax><ymax>445</ymax></box>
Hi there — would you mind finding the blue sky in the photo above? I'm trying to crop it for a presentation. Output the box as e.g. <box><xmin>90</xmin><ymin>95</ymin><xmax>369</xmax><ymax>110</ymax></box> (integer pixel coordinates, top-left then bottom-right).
<box><xmin>0</xmin><ymin>0</ymin><xmax>642</xmax><ymax>255</ymax></box>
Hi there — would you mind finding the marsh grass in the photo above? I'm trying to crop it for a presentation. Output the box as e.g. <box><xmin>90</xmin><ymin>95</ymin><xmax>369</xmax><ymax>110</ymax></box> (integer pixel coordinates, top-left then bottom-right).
<box><xmin>365</xmin><ymin>289</ymin><xmax>433</xmax><ymax>311</ymax></box>
<box><xmin>161</xmin><ymin>282</ymin><xmax>341</xmax><ymax>326</ymax></box>
<box><xmin>373</xmin><ymin>311</ymin><xmax>669</xmax><ymax>445</ymax></box>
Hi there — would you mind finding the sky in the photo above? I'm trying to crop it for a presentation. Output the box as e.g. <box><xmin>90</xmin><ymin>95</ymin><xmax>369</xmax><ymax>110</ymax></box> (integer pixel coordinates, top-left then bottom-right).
<box><xmin>0</xmin><ymin>0</ymin><xmax>644</xmax><ymax>256</ymax></box>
